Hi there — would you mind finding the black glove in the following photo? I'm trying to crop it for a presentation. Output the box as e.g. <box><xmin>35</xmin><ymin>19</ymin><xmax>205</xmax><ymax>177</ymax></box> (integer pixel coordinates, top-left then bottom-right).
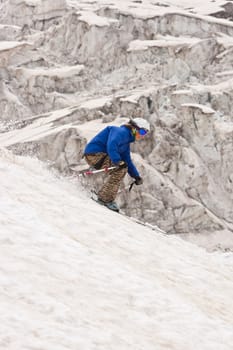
<box><xmin>116</xmin><ymin>160</ymin><xmax>127</xmax><ymax>169</ymax></box>
<box><xmin>134</xmin><ymin>176</ymin><xmax>143</xmax><ymax>185</ymax></box>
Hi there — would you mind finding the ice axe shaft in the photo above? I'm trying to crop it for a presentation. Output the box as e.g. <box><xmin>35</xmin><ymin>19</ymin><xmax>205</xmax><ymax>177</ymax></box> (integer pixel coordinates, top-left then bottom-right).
<box><xmin>129</xmin><ymin>181</ymin><xmax>136</xmax><ymax>191</ymax></box>
<box><xmin>78</xmin><ymin>166</ymin><xmax>116</xmax><ymax>177</ymax></box>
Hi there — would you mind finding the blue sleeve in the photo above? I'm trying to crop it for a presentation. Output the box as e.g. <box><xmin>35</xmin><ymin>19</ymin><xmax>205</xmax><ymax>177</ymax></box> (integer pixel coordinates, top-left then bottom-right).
<box><xmin>122</xmin><ymin>148</ymin><xmax>140</xmax><ymax>178</ymax></box>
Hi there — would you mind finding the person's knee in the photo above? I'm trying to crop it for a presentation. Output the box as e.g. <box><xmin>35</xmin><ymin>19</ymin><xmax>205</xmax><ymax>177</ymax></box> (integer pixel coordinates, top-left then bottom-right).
<box><xmin>115</xmin><ymin>166</ymin><xmax>127</xmax><ymax>179</ymax></box>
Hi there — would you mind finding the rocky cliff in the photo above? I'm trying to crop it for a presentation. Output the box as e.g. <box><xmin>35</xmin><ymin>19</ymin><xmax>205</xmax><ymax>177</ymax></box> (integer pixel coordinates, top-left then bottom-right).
<box><xmin>0</xmin><ymin>0</ymin><xmax>232</xmax><ymax>251</ymax></box>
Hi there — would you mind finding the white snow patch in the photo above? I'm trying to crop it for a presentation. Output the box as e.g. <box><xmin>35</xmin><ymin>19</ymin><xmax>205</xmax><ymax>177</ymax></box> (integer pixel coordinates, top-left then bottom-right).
<box><xmin>128</xmin><ymin>36</ymin><xmax>201</xmax><ymax>51</ymax></box>
<box><xmin>0</xmin><ymin>41</ymin><xmax>29</xmax><ymax>51</ymax></box>
<box><xmin>15</xmin><ymin>65</ymin><xmax>85</xmax><ymax>79</ymax></box>
<box><xmin>181</xmin><ymin>103</ymin><xmax>216</xmax><ymax>114</ymax></box>
<box><xmin>78</xmin><ymin>10</ymin><xmax>118</xmax><ymax>26</ymax></box>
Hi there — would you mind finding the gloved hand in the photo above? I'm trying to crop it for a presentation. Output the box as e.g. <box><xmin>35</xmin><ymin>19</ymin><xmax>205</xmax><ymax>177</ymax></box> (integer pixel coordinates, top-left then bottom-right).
<box><xmin>134</xmin><ymin>176</ymin><xmax>143</xmax><ymax>185</ymax></box>
<box><xmin>116</xmin><ymin>160</ymin><xmax>127</xmax><ymax>169</ymax></box>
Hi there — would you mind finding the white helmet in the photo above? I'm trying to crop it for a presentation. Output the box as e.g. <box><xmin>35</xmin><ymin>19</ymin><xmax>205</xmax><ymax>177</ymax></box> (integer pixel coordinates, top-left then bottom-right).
<box><xmin>130</xmin><ymin>118</ymin><xmax>150</xmax><ymax>132</ymax></box>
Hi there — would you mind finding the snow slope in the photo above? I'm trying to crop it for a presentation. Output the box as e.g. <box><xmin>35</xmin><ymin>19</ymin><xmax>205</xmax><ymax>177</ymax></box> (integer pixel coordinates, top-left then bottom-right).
<box><xmin>0</xmin><ymin>148</ymin><xmax>232</xmax><ymax>350</ymax></box>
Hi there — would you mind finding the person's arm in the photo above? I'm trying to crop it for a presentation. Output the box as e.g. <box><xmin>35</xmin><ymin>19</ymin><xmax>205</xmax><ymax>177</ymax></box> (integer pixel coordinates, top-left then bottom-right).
<box><xmin>122</xmin><ymin>147</ymin><xmax>139</xmax><ymax>178</ymax></box>
<box><xmin>124</xmin><ymin>150</ymin><xmax>143</xmax><ymax>184</ymax></box>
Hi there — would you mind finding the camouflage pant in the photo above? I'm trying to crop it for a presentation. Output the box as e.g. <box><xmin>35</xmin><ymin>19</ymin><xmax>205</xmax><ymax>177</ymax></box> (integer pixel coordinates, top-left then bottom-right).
<box><xmin>84</xmin><ymin>152</ymin><xmax>127</xmax><ymax>202</ymax></box>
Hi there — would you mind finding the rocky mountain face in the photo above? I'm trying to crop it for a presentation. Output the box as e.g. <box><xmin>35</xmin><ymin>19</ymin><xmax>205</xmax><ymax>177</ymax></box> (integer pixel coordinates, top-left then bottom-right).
<box><xmin>0</xmin><ymin>0</ymin><xmax>233</xmax><ymax>251</ymax></box>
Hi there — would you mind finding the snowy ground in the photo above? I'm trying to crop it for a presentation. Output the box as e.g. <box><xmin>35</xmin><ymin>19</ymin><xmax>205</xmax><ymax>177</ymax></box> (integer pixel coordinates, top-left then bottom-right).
<box><xmin>0</xmin><ymin>148</ymin><xmax>232</xmax><ymax>350</ymax></box>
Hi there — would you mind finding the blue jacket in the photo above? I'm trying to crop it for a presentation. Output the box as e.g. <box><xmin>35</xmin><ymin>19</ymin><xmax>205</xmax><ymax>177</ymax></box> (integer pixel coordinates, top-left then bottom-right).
<box><xmin>84</xmin><ymin>125</ymin><xmax>139</xmax><ymax>178</ymax></box>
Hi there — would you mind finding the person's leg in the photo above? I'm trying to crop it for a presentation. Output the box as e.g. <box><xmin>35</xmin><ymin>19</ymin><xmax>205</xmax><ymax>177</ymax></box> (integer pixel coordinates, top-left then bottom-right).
<box><xmin>84</xmin><ymin>153</ymin><xmax>127</xmax><ymax>203</ymax></box>
<box><xmin>84</xmin><ymin>153</ymin><xmax>110</xmax><ymax>169</ymax></box>
<box><xmin>98</xmin><ymin>167</ymin><xmax>127</xmax><ymax>203</ymax></box>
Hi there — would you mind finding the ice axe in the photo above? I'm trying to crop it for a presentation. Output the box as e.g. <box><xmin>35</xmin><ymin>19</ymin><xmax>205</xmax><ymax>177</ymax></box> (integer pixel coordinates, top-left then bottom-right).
<box><xmin>77</xmin><ymin>166</ymin><xmax>117</xmax><ymax>177</ymax></box>
<box><xmin>129</xmin><ymin>181</ymin><xmax>136</xmax><ymax>192</ymax></box>
<box><xmin>73</xmin><ymin>165</ymin><xmax>136</xmax><ymax>192</ymax></box>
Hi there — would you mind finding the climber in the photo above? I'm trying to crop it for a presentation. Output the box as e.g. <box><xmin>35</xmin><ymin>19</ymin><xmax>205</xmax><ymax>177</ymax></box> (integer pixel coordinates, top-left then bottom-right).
<box><xmin>83</xmin><ymin>117</ymin><xmax>150</xmax><ymax>212</ymax></box>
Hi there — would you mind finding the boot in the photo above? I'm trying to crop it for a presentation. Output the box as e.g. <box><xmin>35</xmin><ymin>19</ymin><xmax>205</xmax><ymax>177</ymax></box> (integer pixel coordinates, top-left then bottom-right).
<box><xmin>97</xmin><ymin>198</ymin><xmax>119</xmax><ymax>212</ymax></box>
